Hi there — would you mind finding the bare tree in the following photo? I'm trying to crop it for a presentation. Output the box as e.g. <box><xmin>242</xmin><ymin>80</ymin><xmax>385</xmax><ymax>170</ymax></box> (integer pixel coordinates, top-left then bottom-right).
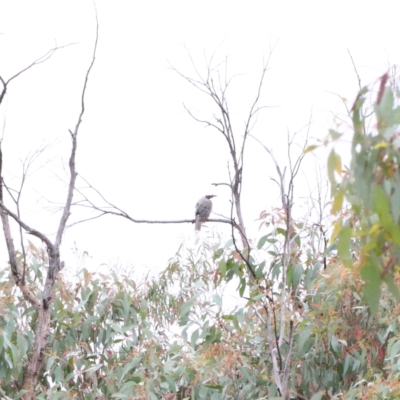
<box><xmin>170</xmin><ymin>54</ymin><xmax>271</xmax><ymax>249</ymax></box>
<box><xmin>252</xmin><ymin>131</ymin><xmax>310</xmax><ymax>399</ymax></box>
<box><xmin>70</xmin><ymin>53</ymin><xmax>272</xmax><ymax>269</ymax></box>
<box><xmin>0</xmin><ymin>24</ymin><xmax>98</xmax><ymax>399</ymax></box>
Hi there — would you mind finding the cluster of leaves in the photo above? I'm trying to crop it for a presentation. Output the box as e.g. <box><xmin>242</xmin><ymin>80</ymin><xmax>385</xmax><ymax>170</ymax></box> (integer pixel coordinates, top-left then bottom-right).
<box><xmin>296</xmin><ymin>261</ymin><xmax>400</xmax><ymax>399</ymax></box>
<box><xmin>0</xmin><ymin>223</ymin><xmax>325</xmax><ymax>400</ymax></box>
<box><xmin>209</xmin><ymin>232</ymin><xmax>400</xmax><ymax>399</ymax></box>
<box><xmin>2</xmin><ymin>201</ymin><xmax>400</xmax><ymax>399</ymax></box>
<box><xmin>328</xmin><ymin>77</ymin><xmax>400</xmax><ymax>314</ymax></box>
<box><xmin>0</xmin><ymin>241</ymin><xmax>278</xmax><ymax>399</ymax></box>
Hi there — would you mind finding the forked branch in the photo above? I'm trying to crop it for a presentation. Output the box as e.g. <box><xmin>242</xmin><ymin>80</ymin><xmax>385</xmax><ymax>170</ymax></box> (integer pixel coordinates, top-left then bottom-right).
<box><xmin>171</xmin><ymin>52</ymin><xmax>274</xmax><ymax>252</ymax></box>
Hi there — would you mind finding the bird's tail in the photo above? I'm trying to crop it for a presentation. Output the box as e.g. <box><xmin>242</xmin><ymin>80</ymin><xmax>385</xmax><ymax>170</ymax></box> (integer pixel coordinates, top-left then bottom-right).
<box><xmin>195</xmin><ymin>215</ymin><xmax>201</xmax><ymax>231</ymax></box>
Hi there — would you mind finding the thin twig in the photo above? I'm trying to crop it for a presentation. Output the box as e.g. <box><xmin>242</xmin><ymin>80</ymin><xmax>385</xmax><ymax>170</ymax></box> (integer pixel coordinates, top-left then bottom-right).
<box><xmin>0</xmin><ymin>43</ymin><xmax>77</xmax><ymax>105</ymax></box>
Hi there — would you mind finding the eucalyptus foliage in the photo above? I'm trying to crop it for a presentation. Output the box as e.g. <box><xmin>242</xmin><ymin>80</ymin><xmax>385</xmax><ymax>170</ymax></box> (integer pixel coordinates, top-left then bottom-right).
<box><xmin>329</xmin><ymin>77</ymin><xmax>400</xmax><ymax>314</ymax></box>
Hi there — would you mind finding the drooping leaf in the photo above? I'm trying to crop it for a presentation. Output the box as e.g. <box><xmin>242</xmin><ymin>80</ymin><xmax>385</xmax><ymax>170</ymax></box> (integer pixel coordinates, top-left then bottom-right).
<box><xmin>303</xmin><ymin>144</ymin><xmax>319</xmax><ymax>154</ymax></box>
<box><xmin>361</xmin><ymin>262</ymin><xmax>381</xmax><ymax>315</ymax></box>
<box><xmin>257</xmin><ymin>235</ymin><xmax>269</xmax><ymax>249</ymax></box>
<box><xmin>327</xmin><ymin>149</ymin><xmax>342</xmax><ymax>186</ymax></box>
<box><xmin>337</xmin><ymin>227</ymin><xmax>353</xmax><ymax>268</ymax></box>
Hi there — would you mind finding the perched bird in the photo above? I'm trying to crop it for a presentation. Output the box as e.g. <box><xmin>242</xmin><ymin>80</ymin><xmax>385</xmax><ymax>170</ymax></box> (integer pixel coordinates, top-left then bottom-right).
<box><xmin>195</xmin><ymin>195</ymin><xmax>216</xmax><ymax>231</ymax></box>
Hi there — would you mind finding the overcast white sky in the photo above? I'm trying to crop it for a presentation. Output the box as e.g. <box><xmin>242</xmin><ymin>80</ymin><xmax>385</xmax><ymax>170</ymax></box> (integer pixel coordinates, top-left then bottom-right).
<box><xmin>0</xmin><ymin>1</ymin><xmax>399</xmax><ymax>276</ymax></box>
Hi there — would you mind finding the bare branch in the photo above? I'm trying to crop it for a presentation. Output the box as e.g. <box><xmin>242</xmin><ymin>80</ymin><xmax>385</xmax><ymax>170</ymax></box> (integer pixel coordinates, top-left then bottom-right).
<box><xmin>0</xmin><ymin>42</ymin><xmax>77</xmax><ymax>105</ymax></box>
<box><xmin>54</xmin><ymin>9</ymin><xmax>98</xmax><ymax>250</ymax></box>
<box><xmin>228</xmin><ymin>193</ymin><xmax>256</xmax><ymax>280</ymax></box>
<box><xmin>253</xmin><ymin>305</ymin><xmax>283</xmax><ymax>396</ymax></box>
<box><xmin>0</xmin><ymin>142</ymin><xmax>41</xmax><ymax>310</ymax></box>
<box><xmin>211</xmin><ymin>182</ymin><xmax>232</xmax><ymax>188</ymax></box>
<box><xmin>0</xmin><ymin>200</ymin><xmax>53</xmax><ymax>249</ymax></box>
<box><xmin>347</xmin><ymin>48</ymin><xmax>362</xmax><ymax>91</ymax></box>
<box><xmin>67</xmin><ymin>212</ymin><xmax>108</xmax><ymax>228</ymax></box>
<box><xmin>241</xmin><ymin>59</ymin><xmax>271</xmax><ymax>163</ymax></box>
<box><xmin>3</xmin><ymin>144</ymin><xmax>52</xmax><ymax>282</ymax></box>
<box><xmin>183</xmin><ymin>104</ymin><xmax>227</xmax><ymax>137</ymax></box>
<box><xmin>282</xmin><ymin>318</ymin><xmax>295</xmax><ymax>389</ymax></box>
<box><xmin>250</xmin><ymin>134</ymin><xmax>288</xmax><ymax>208</ymax></box>
<box><xmin>20</xmin><ymin>10</ymin><xmax>99</xmax><ymax>397</ymax></box>
<box><xmin>75</xmin><ymin>185</ymin><xmax>235</xmax><ymax>231</ymax></box>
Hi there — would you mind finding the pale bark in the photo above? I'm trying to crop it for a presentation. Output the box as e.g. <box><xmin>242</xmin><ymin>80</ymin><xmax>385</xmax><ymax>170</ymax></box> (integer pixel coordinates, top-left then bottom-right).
<box><xmin>0</xmin><ymin>15</ymin><xmax>98</xmax><ymax>399</ymax></box>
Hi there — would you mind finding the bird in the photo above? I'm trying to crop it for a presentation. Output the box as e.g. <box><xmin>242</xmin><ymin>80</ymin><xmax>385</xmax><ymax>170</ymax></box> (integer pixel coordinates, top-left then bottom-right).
<box><xmin>195</xmin><ymin>195</ymin><xmax>216</xmax><ymax>231</ymax></box>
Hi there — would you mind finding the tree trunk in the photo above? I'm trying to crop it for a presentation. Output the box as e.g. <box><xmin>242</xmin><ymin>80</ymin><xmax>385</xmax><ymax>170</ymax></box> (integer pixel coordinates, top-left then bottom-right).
<box><xmin>22</xmin><ymin>308</ymin><xmax>51</xmax><ymax>398</ymax></box>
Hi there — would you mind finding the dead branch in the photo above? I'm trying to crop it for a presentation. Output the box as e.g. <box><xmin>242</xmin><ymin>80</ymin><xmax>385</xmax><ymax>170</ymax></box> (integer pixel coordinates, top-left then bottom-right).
<box><xmin>16</xmin><ymin>11</ymin><xmax>98</xmax><ymax>398</ymax></box>
<box><xmin>72</xmin><ymin>53</ymin><xmax>272</xmax><ymax>248</ymax></box>
<box><xmin>253</xmin><ymin>305</ymin><xmax>283</xmax><ymax>396</ymax></box>
<box><xmin>0</xmin><ymin>200</ymin><xmax>53</xmax><ymax>248</ymax></box>
<box><xmin>0</xmin><ymin>143</ymin><xmax>41</xmax><ymax>310</ymax></box>
<box><xmin>68</xmin><ymin>175</ymin><xmax>237</xmax><ymax>230</ymax></box>
<box><xmin>3</xmin><ymin>144</ymin><xmax>54</xmax><ymax>282</ymax></box>
<box><xmin>171</xmin><ymin>53</ymin><xmax>274</xmax><ymax>255</ymax></box>
<box><xmin>0</xmin><ymin>42</ymin><xmax>77</xmax><ymax>105</ymax></box>
<box><xmin>211</xmin><ymin>182</ymin><xmax>232</xmax><ymax>188</ymax></box>
<box><xmin>228</xmin><ymin>195</ymin><xmax>256</xmax><ymax>280</ymax></box>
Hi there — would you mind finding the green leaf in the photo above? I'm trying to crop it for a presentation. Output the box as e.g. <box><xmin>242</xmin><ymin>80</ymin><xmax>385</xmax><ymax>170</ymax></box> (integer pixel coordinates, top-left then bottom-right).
<box><xmin>212</xmin><ymin>294</ymin><xmax>222</xmax><ymax>308</ymax></box>
<box><xmin>331</xmin><ymin>188</ymin><xmax>344</xmax><ymax>214</ymax></box>
<box><xmin>140</xmin><ymin>299</ymin><xmax>148</xmax><ymax>319</ymax></box>
<box><xmin>303</xmin><ymin>144</ymin><xmax>319</xmax><ymax>154</ymax></box>
<box><xmin>191</xmin><ymin>329</ymin><xmax>199</xmax><ymax>348</ymax></box>
<box><xmin>166</xmin><ymin>376</ymin><xmax>176</xmax><ymax>392</ymax></box>
<box><xmin>390</xmin><ymin>341</ymin><xmax>400</xmax><ymax>363</ymax></box>
<box><xmin>343</xmin><ymin>354</ymin><xmax>351</xmax><ymax>375</ymax></box>
<box><xmin>257</xmin><ymin>235</ymin><xmax>269</xmax><ymax>249</ymax></box>
<box><xmin>180</xmin><ymin>300</ymin><xmax>194</xmax><ymax>317</ymax></box>
<box><xmin>251</xmin><ymin>293</ymin><xmax>265</xmax><ymax>301</ymax></box>
<box><xmin>383</xmin><ymin>273</ymin><xmax>400</xmax><ymax>300</ymax></box>
<box><xmin>110</xmin><ymin>323</ymin><xmax>122</xmax><ymax>333</ymax></box>
<box><xmin>199</xmin><ymin>385</ymin><xmax>208</xmax><ymax>398</ymax></box>
<box><xmin>374</xmin><ymin>185</ymin><xmax>391</xmax><ymax>225</ymax></box>
<box><xmin>205</xmin><ymin>384</ymin><xmax>223</xmax><ymax>390</ymax></box>
<box><xmin>361</xmin><ymin>262</ymin><xmax>381</xmax><ymax>315</ymax></box>
<box><xmin>292</xmin><ymin>264</ymin><xmax>303</xmax><ymax>290</ymax></box>
<box><xmin>118</xmin><ymin>380</ymin><xmax>136</xmax><ymax>394</ymax></box>
<box><xmin>17</xmin><ymin>333</ymin><xmax>28</xmax><ymax>358</ymax></box>
<box><xmin>46</xmin><ymin>356</ymin><xmax>55</xmax><ymax>371</ymax></box>
<box><xmin>238</xmin><ymin>277</ymin><xmax>246</xmax><ymax>297</ymax></box>
<box><xmin>277</xmin><ymin>227</ymin><xmax>286</xmax><ymax>236</ymax></box>
<box><xmin>9</xmin><ymin>343</ymin><xmax>19</xmax><ymax>368</ymax></box>
<box><xmin>298</xmin><ymin>327</ymin><xmax>312</xmax><ymax>355</ymax></box>
<box><xmin>327</xmin><ymin>149</ymin><xmax>341</xmax><ymax>186</ymax></box>
<box><xmin>120</xmin><ymin>357</ymin><xmax>142</xmax><ymax>382</ymax></box>
<box><xmin>213</xmin><ymin>248</ymin><xmax>224</xmax><ymax>260</ymax></box>
<box><xmin>286</xmin><ymin>265</ymin><xmax>293</xmax><ymax>286</ymax></box>
<box><xmin>217</xmin><ymin>259</ymin><xmax>226</xmax><ymax>279</ymax></box>
<box><xmin>337</xmin><ymin>227</ymin><xmax>353</xmax><ymax>268</ymax></box>
<box><xmin>329</xmin><ymin>129</ymin><xmax>342</xmax><ymax>140</ymax></box>
<box><xmin>224</xmin><ymin>238</ymin><xmax>233</xmax><ymax>249</ymax></box>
